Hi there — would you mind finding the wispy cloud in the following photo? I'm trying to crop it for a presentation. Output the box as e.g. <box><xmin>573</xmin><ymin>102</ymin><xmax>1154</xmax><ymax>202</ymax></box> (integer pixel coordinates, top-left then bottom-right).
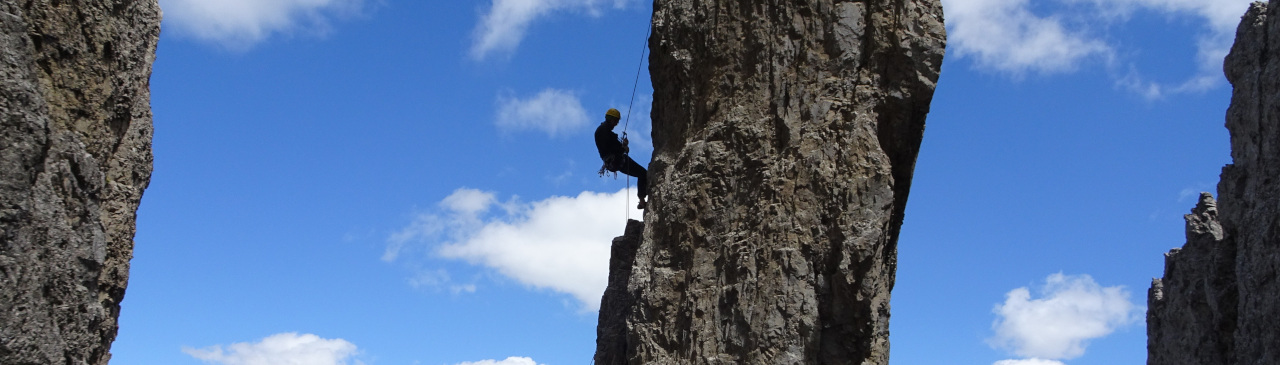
<box><xmin>1179</xmin><ymin>188</ymin><xmax>1202</xmax><ymax>202</ymax></box>
<box><xmin>407</xmin><ymin>268</ymin><xmax>477</xmax><ymax>294</ymax></box>
<box><xmin>496</xmin><ymin>89</ymin><xmax>591</xmax><ymax>137</ymax></box>
<box><xmin>944</xmin><ymin>0</ymin><xmax>1111</xmax><ymax>75</ymax></box>
<box><xmin>160</xmin><ymin>0</ymin><xmax>365</xmax><ymax>50</ymax></box>
<box><xmin>455</xmin><ymin>357</ymin><xmax>544</xmax><ymax>365</ymax></box>
<box><xmin>183</xmin><ymin>332</ymin><xmax>362</xmax><ymax>365</ymax></box>
<box><xmin>944</xmin><ymin>0</ymin><xmax>1254</xmax><ymax>97</ymax></box>
<box><xmin>470</xmin><ymin>0</ymin><xmax>633</xmax><ymax>60</ymax></box>
<box><xmin>387</xmin><ymin>188</ymin><xmax>642</xmax><ymax>310</ymax></box>
<box><xmin>1080</xmin><ymin>0</ymin><xmax>1255</xmax><ymax>97</ymax></box>
<box><xmin>994</xmin><ymin>359</ymin><xmax>1067</xmax><ymax>365</ymax></box>
<box><xmin>384</xmin><ymin>188</ymin><xmax>509</xmax><ymax>262</ymax></box>
<box><xmin>989</xmin><ymin>273</ymin><xmax>1141</xmax><ymax>363</ymax></box>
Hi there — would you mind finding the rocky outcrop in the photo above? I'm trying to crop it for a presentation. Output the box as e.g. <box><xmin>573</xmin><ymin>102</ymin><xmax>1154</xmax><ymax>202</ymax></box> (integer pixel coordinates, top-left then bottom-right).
<box><xmin>595</xmin><ymin>219</ymin><xmax>644</xmax><ymax>365</ymax></box>
<box><xmin>0</xmin><ymin>1</ymin><xmax>160</xmax><ymax>364</ymax></box>
<box><xmin>1147</xmin><ymin>193</ymin><xmax>1236</xmax><ymax>365</ymax></box>
<box><xmin>594</xmin><ymin>0</ymin><xmax>945</xmax><ymax>363</ymax></box>
<box><xmin>1147</xmin><ymin>2</ymin><xmax>1280</xmax><ymax>364</ymax></box>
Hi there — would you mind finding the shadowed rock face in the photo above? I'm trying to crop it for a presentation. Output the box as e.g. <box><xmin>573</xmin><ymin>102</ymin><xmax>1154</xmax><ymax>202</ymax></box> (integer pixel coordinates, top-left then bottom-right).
<box><xmin>1147</xmin><ymin>193</ymin><xmax>1236</xmax><ymax>365</ymax></box>
<box><xmin>594</xmin><ymin>0</ymin><xmax>945</xmax><ymax>363</ymax></box>
<box><xmin>0</xmin><ymin>1</ymin><xmax>160</xmax><ymax>364</ymax></box>
<box><xmin>596</xmin><ymin>220</ymin><xmax>645</xmax><ymax>365</ymax></box>
<box><xmin>1147</xmin><ymin>2</ymin><xmax>1280</xmax><ymax>364</ymax></box>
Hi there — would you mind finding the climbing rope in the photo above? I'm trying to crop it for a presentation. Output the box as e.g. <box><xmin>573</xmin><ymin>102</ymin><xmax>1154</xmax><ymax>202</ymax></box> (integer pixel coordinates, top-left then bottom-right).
<box><xmin>621</xmin><ymin>19</ymin><xmax>652</xmax><ymax>220</ymax></box>
<box><xmin>622</xmin><ymin>20</ymin><xmax>652</xmax><ymax>135</ymax></box>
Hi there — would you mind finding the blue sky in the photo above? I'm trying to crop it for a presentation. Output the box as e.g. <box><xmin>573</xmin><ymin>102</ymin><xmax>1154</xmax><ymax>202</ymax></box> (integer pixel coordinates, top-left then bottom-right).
<box><xmin>109</xmin><ymin>0</ymin><xmax>1255</xmax><ymax>364</ymax></box>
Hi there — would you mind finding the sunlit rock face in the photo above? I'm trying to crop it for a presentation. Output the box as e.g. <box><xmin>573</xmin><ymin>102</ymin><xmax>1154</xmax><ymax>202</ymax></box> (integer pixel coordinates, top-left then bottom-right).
<box><xmin>0</xmin><ymin>1</ymin><xmax>160</xmax><ymax>364</ymax></box>
<box><xmin>1147</xmin><ymin>2</ymin><xmax>1280</xmax><ymax>364</ymax></box>
<box><xmin>593</xmin><ymin>0</ymin><xmax>945</xmax><ymax>363</ymax></box>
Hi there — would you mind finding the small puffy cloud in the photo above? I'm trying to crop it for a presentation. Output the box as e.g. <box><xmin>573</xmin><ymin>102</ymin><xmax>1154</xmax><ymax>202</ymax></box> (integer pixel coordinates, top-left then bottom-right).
<box><xmin>182</xmin><ymin>332</ymin><xmax>361</xmax><ymax>365</ymax></box>
<box><xmin>388</xmin><ymin>188</ymin><xmax>642</xmax><ymax>310</ymax></box>
<box><xmin>442</xmin><ymin>189</ymin><xmax>500</xmax><ymax>216</ymax></box>
<box><xmin>470</xmin><ymin>0</ymin><xmax>632</xmax><ymax>60</ymax></box>
<box><xmin>496</xmin><ymin>89</ymin><xmax>591</xmax><ymax>137</ymax></box>
<box><xmin>989</xmin><ymin>273</ymin><xmax>1141</xmax><ymax>361</ymax></box>
<box><xmin>455</xmin><ymin>357</ymin><xmax>543</xmax><ymax>365</ymax></box>
<box><xmin>943</xmin><ymin>0</ymin><xmax>1111</xmax><ymax>75</ymax></box>
<box><xmin>160</xmin><ymin>0</ymin><xmax>364</xmax><ymax>50</ymax></box>
<box><xmin>994</xmin><ymin>359</ymin><xmax>1067</xmax><ymax>365</ymax></box>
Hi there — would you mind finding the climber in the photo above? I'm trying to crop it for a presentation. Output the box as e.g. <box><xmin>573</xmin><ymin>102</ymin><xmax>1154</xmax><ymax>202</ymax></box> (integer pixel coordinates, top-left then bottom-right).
<box><xmin>596</xmin><ymin>108</ymin><xmax>649</xmax><ymax>210</ymax></box>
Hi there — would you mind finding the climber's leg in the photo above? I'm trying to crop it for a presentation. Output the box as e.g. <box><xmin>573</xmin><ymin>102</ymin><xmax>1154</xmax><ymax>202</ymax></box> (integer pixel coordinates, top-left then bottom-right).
<box><xmin>617</xmin><ymin>155</ymin><xmax>648</xmax><ymax>207</ymax></box>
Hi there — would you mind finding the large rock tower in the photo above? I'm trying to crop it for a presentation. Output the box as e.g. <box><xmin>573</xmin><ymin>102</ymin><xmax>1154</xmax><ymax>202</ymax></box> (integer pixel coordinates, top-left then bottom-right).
<box><xmin>595</xmin><ymin>0</ymin><xmax>946</xmax><ymax>363</ymax></box>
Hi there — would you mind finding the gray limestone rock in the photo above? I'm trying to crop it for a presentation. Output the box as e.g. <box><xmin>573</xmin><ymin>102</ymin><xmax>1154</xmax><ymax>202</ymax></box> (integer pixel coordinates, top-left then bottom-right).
<box><xmin>1147</xmin><ymin>193</ymin><xmax>1236</xmax><ymax>365</ymax></box>
<box><xmin>596</xmin><ymin>219</ymin><xmax>645</xmax><ymax>365</ymax></box>
<box><xmin>1147</xmin><ymin>1</ymin><xmax>1280</xmax><ymax>364</ymax></box>
<box><xmin>0</xmin><ymin>1</ymin><xmax>160</xmax><ymax>364</ymax></box>
<box><xmin>594</xmin><ymin>0</ymin><xmax>945</xmax><ymax>363</ymax></box>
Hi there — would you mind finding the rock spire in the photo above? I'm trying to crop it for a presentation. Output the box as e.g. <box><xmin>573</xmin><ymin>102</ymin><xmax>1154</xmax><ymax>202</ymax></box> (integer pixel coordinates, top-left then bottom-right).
<box><xmin>594</xmin><ymin>0</ymin><xmax>945</xmax><ymax>363</ymax></box>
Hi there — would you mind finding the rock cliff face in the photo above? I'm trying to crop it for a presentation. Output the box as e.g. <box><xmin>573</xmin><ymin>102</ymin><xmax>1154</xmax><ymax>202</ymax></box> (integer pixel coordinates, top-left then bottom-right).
<box><xmin>1147</xmin><ymin>2</ymin><xmax>1280</xmax><ymax>364</ymax></box>
<box><xmin>0</xmin><ymin>1</ymin><xmax>160</xmax><ymax>364</ymax></box>
<box><xmin>594</xmin><ymin>0</ymin><xmax>945</xmax><ymax>363</ymax></box>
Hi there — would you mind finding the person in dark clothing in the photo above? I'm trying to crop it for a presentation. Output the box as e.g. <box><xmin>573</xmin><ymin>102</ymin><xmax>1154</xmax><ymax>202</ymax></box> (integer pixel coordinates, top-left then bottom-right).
<box><xmin>595</xmin><ymin>108</ymin><xmax>649</xmax><ymax>210</ymax></box>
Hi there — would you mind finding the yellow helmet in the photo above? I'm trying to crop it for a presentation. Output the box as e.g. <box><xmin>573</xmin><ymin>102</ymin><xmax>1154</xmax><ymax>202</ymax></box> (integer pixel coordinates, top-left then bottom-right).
<box><xmin>605</xmin><ymin>108</ymin><xmax>621</xmax><ymax>120</ymax></box>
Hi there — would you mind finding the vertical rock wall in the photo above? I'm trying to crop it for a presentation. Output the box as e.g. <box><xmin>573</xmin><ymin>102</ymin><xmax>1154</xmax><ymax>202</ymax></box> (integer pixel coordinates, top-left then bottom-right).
<box><xmin>0</xmin><ymin>1</ymin><xmax>160</xmax><ymax>364</ymax></box>
<box><xmin>595</xmin><ymin>0</ymin><xmax>945</xmax><ymax>363</ymax></box>
<box><xmin>1147</xmin><ymin>1</ymin><xmax>1280</xmax><ymax>364</ymax></box>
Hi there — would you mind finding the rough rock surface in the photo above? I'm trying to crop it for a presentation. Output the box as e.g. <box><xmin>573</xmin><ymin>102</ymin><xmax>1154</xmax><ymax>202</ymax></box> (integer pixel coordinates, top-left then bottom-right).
<box><xmin>594</xmin><ymin>0</ymin><xmax>945</xmax><ymax>363</ymax></box>
<box><xmin>0</xmin><ymin>1</ymin><xmax>160</xmax><ymax>364</ymax></box>
<box><xmin>1147</xmin><ymin>2</ymin><xmax>1280</xmax><ymax>364</ymax></box>
<box><xmin>1147</xmin><ymin>193</ymin><xmax>1236</xmax><ymax>365</ymax></box>
<box><xmin>596</xmin><ymin>219</ymin><xmax>644</xmax><ymax>365</ymax></box>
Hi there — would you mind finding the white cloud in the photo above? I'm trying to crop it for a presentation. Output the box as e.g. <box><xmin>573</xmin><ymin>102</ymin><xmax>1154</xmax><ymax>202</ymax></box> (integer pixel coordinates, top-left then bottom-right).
<box><xmin>943</xmin><ymin>0</ymin><xmax>1111</xmax><ymax>75</ymax></box>
<box><xmin>388</xmin><ymin>188</ymin><xmax>642</xmax><ymax>310</ymax></box>
<box><xmin>1073</xmin><ymin>0</ymin><xmax>1254</xmax><ymax>96</ymax></box>
<box><xmin>994</xmin><ymin>359</ymin><xmax>1067</xmax><ymax>365</ymax></box>
<box><xmin>945</xmin><ymin>0</ymin><xmax>1254</xmax><ymax>96</ymax></box>
<box><xmin>989</xmin><ymin>273</ymin><xmax>1141</xmax><ymax>361</ymax></box>
<box><xmin>496</xmin><ymin>89</ymin><xmax>591</xmax><ymax>137</ymax></box>
<box><xmin>183</xmin><ymin>333</ymin><xmax>361</xmax><ymax>365</ymax></box>
<box><xmin>384</xmin><ymin>188</ymin><xmax>507</xmax><ymax>262</ymax></box>
<box><xmin>160</xmin><ymin>0</ymin><xmax>363</xmax><ymax>50</ymax></box>
<box><xmin>442</xmin><ymin>189</ymin><xmax>500</xmax><ymax>216</ymax></box>
<box><xmin>455</xmin><ymin>357</ymin><xmax>543</xmax><ymax>365</ymax></box>
<box><xmin>1070</xmin><ymin>0</ymin><xmax>1252</xmax><ymax>35</ymax></box>
<box><xmin>470</xmin><ymin>0</ymin><xmax>632</xmax><ymax>60</ymax></box>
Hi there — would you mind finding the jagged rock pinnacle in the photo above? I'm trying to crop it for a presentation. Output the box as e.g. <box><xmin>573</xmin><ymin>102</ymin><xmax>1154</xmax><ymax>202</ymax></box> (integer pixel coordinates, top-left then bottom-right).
<box><xmin>594</xmin><ymin>0</ymin><xmax>946</xmax><ymax>363</ymax></box>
